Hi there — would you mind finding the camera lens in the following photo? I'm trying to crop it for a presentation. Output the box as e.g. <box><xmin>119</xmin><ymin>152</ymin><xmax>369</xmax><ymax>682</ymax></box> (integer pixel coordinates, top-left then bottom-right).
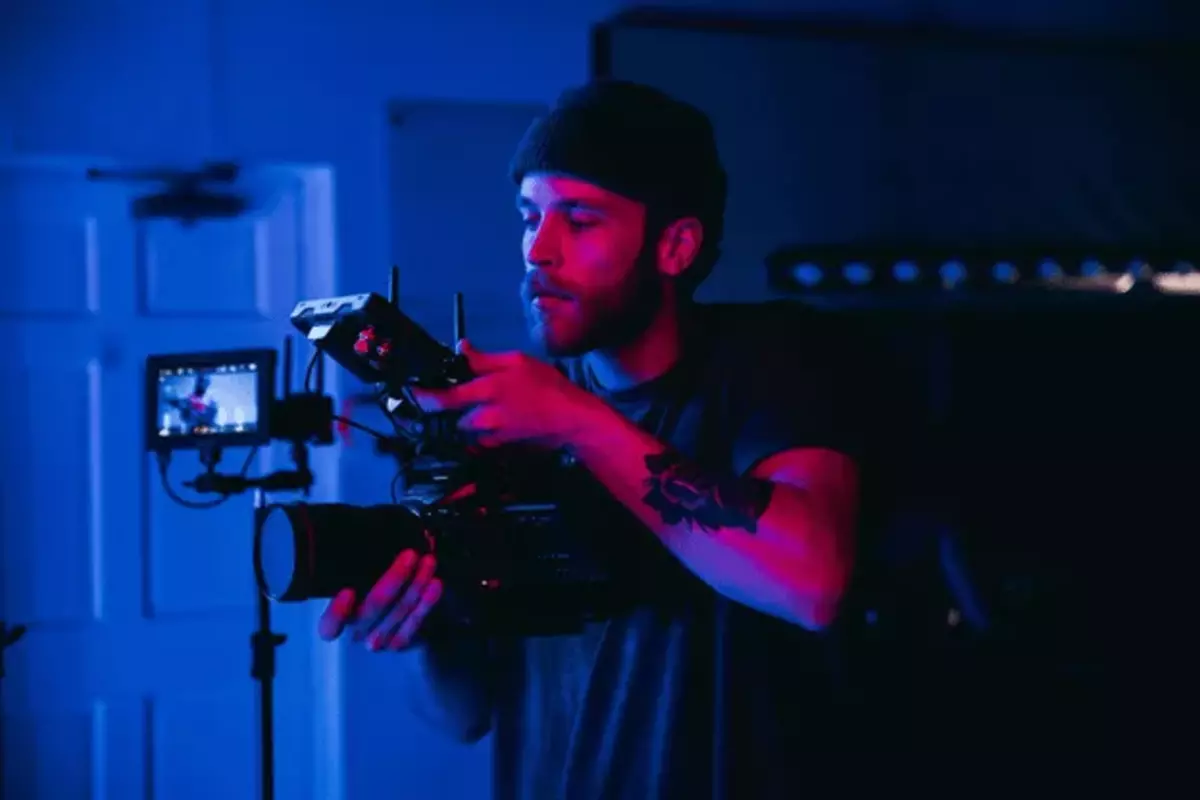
<box><xmin>256</xmin><ymin>504</ymin><xmax>307</xmax><ymax>601</ymax></box>
<box><xmin>254</xmin><ymin>502</ymin><xmax>432</xmax><ymax>602</ymax></box>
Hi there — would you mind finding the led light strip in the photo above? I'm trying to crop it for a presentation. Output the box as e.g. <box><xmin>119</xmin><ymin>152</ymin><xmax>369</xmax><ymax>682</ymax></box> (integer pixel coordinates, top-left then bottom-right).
<box><xmin>768</xmin><ymin>251</ymin><xmax>1198</xmax><ymax>295</ymax></box>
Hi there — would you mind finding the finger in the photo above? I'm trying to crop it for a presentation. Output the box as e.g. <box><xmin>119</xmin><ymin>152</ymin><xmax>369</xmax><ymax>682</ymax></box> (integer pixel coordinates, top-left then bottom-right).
<box><xmin>355</xmin><ymin>550</ymin><xmax>419</xmax><ymax>638</ymax></box>
<box><xmin>440</xmin><ymin>482</ymin><xmax>478</xmax><ymax>504</ymax></box>
<box><xmin>475</xmin><ymin>433</ymin><xmax>506</xmax><ymax>449</ymax></box>
<box><xmin>410</xmin><ymin>377</ymin><xmax>496</xmax><ymax>414</ymax></box>
<box><xmin>459</xmin><ymin>340</ymin><xmax>522</xmax><ymax>375</ymax></box>
<box><xmin>457</xmin><ymin>405</ymin><xmax>502</xmax><ymax>434</ymax></box>
<box><xmin>370</xmin><ymin>554</ymin><xmax>437</xmax><ymax>650</ymax></box>
<box><xmin>389</xmin><ymin>578</ymin><xmax>444</xmax><ymax>651</ymax></box>
<box><xmin>371</xmin><ymin>555</ymin><xmax>436</xmax><ymax>650</ymax></box>
<box><xmin>318</xmin><ymin>588</ymin><xmax>357</xmax><ymax>640</ymax></box>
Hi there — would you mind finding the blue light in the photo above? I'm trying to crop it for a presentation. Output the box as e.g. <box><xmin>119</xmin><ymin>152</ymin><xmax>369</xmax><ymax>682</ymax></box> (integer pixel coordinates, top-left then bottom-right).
<box><xmin>1080</xmin><ymin>259</ymin><xmax>1104</xmax><ymax>277</ymax></box>
<box><xmin>1039</xmin><ymin>259</ymin><xmax>1063</xmax><ymax>280</ymax></box>
<box><xmin>939</xmin><ymin>260</ymin><xmax>967</xmax><ymax>288</ymax></box>
<box><xmin>993</xmin><ymin>262</ymin><xmax>1018</xmax><ymax>283</ymax></box>
<box><xmin>893</xmin><ymin>261</ymin><xmax>919</xmax><ymax>282</ymax></box>
<box><xmin>791</xmin><ymin>263</ymin><xmax>823</xmax><ymax>287</ymax></box>
<box><xmin>843</xmin><ymin>262</ymin><xmax>873</xmax><ymax>285</ymax></box>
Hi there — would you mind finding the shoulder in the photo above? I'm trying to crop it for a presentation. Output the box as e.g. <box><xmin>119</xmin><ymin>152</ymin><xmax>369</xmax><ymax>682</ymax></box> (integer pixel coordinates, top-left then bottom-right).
<box><xmin>688</xmin><ymin>302</ymin><xmax>877</xmax><ymax>472</ymax></box>
<box><xmin>690</xmin><ymin>301</ymin><xmax>864</xmax><ymax>394</ymax></box>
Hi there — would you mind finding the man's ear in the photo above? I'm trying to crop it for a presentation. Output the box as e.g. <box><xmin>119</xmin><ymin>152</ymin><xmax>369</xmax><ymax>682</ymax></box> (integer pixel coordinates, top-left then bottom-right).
<box><xmin>655</xmin><ymin>217</ymin><xmax>705</xmax><ymax>279</ymax></box>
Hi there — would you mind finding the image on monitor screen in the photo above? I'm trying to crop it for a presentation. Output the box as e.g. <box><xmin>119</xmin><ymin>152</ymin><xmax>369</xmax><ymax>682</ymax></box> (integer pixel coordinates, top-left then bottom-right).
<box><xmin>155</xmin><ymin>360</ymin><xmax>262</xmax><ymax>440</ymax></box>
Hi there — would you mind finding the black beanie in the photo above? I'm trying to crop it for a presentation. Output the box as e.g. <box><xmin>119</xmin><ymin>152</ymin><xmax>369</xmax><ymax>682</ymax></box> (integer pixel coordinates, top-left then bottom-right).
<box><xmin>509</xmin><ymin>80</ymin><xmax>727</xmax><ymax>241</ymax></box>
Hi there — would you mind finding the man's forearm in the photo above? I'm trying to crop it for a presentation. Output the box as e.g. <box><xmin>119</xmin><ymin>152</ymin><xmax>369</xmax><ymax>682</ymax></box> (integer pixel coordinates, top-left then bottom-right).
<box><xmin>568</xmin><ymin>402</ymin><xmax>850</xmax><ymax>629</ymax></box>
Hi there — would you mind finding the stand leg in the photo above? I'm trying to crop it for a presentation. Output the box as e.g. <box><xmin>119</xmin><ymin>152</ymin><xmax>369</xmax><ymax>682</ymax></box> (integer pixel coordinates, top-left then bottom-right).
<box><xmin>1</xmin><ymin>623</ymin><xmax>26</xmax><ymax>800</ymax></box>
<box><xmin>251</xmin><ymin>491</ymin><xmax>286</xmax><ymax>800</ymax></box>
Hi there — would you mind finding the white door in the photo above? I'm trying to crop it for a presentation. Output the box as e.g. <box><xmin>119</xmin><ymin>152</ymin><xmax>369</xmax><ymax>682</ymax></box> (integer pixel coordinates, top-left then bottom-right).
<box><xmin>0</xmin><ymin>158</ymin><xmax>343</xmax><ymax>800</ymax></box>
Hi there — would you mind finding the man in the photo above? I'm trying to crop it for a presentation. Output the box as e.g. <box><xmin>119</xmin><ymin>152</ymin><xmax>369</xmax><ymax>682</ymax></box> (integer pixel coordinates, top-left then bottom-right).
<box><xmin>319</xmin><ymin>80</ymin><xmax>863</xmax><ymax>798</ymax></box>
<box><xmin>167</xmin><ymin>373</ymin><xmax>219</xmax><ymax>431</ymax></box>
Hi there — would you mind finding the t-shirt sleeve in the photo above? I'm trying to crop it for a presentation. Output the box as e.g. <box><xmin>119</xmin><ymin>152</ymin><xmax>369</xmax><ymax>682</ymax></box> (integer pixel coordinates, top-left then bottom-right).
<box><xmin>728</xmin><ymin>340</ymin><xmax>869</xmax><ymax>478</ymax></box>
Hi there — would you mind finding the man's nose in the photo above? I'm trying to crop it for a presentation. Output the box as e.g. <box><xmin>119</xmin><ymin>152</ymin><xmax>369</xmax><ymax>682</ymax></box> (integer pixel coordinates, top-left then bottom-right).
<box><xmin>525</xmin><ymin>222</ymin><xmax>560</xmax><ymax>270</ymax></box>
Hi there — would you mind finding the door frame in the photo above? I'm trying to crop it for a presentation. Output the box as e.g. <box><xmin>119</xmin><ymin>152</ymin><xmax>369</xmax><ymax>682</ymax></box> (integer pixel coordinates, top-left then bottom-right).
<box><xmin>290</xmin><ymin>162</ymin><xmax>345</xmax><ymax>800</ymax></box>
<box><xmin>0</xmin><ymin>155</ymin><xmax>346</xmax><ymax>800</ymax></box>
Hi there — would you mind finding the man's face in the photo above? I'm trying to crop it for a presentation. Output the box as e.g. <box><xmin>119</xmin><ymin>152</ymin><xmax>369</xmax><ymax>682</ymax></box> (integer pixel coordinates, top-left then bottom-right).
<box><xmin>517</xmin><ymin>174</ymin><xmax>663</xmax><ymax>358</ymax></box>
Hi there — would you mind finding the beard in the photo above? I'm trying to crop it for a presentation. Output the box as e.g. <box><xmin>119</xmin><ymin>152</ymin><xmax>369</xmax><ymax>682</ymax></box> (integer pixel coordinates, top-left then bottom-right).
<box><xmin>521</xmin><ymin>249</ymin><xmax>663</xmax><ymax>359</ymax></box>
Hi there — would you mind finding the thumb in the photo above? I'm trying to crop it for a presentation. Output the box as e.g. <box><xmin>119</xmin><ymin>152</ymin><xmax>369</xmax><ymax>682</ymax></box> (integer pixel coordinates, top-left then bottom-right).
<box><xmin>457</xmin><ymin>339</ymin><xmax>514</xmax><ymax>374</ymax></box>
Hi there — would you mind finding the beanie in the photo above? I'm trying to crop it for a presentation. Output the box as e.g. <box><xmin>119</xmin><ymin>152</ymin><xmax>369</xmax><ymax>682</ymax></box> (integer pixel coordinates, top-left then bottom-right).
<box><xmin>509</xmin><ymin>79</ymin><xmax>727</xmax><ymax>286</ymax></box>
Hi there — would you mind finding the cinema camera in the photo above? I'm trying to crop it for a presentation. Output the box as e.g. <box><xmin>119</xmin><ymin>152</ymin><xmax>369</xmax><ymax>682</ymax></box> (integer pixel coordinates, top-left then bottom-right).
<box><xmin>145</xmin><ymin>269</ymin><xmax>620</xmax><ymax>637</ymax></box>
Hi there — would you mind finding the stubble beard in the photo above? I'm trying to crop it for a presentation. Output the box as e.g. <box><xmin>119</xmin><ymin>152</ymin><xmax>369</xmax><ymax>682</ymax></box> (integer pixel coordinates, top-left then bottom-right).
<box><xmin>527</xmin><ymin>247</ymin><xmax>664</xmax><ymax>359</ymax></box>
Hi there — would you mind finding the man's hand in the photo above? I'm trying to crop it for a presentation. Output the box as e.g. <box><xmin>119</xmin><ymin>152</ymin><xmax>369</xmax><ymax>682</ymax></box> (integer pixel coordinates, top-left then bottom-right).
<box><xmin>411</xmin><ymin>339</ymin><xmax>602</xmax><ymax>450</ymax></box>
<box><xmin>317</xmin><ymin>549</ymin><xmax>443</xmax><ymax>652</ymax></box>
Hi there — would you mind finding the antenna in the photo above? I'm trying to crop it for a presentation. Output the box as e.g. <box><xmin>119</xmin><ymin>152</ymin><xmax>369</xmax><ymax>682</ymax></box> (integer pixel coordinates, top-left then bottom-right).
<box><xmin>282</xmin><ymin>337</ymin><xmax>293</xmax><ymax>396</ymax></box>
<box><xmin>453</xmin><ymin>292</ymin><xmax>466</xmax><ymax>344</ymax></box>
<box><xmin>315</xmin><ymin>346</ymin><xmax>326</xmax><ymax>394</ymax></box>
<box><xmin>389</xmin><ymin>265</ymin><xmax>400</xmax><ymax>309</ymax></box>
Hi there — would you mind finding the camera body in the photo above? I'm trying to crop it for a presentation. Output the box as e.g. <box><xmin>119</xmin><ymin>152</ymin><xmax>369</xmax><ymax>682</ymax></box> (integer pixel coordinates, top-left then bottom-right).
<box><xmin>147</xmin><ymin>273</ymin><xmax>621</xmax><ymax>638</ymax></box>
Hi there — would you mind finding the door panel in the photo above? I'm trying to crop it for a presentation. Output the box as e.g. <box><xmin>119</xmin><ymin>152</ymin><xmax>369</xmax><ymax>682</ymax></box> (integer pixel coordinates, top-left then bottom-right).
<box><xmin>0</xmin><ymin>159</ymin><xmax>339</xmax><ymax>800</ymax></box>
<box><xmin>388</xmin><ymin>100</ymin><xmax>544</xmax><ymax>350</ymax></box>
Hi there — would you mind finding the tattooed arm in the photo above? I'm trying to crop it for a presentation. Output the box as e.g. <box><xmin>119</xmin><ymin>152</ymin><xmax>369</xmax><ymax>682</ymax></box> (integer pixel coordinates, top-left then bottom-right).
<box><xmin>568</xmin><ymin>403</ymin><xmax>859</xmax><ymax>630</ymax></box>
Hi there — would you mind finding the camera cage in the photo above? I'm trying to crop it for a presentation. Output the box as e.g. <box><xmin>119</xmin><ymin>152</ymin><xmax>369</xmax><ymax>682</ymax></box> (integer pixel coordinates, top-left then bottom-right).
<box><xmin>143</xmin><ymin>267</ymin><xmax>470</xmax><ymax>500</ymax></box>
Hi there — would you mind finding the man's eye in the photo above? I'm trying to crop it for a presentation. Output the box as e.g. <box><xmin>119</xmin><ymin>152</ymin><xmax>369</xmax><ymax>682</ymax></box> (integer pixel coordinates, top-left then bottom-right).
<box><xmin>567</xmin><ymin>215</ymin><xmax>598</xmax><ymax>229</ymax></box>
<box><xmin>521</xmin><ymin>215</ymin><xmax>540</xmax><ymax>230</ymax></box>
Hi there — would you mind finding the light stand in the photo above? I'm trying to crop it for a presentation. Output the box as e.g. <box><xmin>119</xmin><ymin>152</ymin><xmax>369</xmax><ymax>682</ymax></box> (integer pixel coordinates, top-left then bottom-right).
<box><xmin>194</xmin><ymin>440</ymin><xmax>316</xmax><ymax>800</ymax></box>
<box><xmin>252</xmin><ymin>488</ymin><xmax>287</xmax><ymax>800</ymax></box>
<box><xmin>151</xmin><ymin>266</ymin><xmax>442</xmax><ymax>800</ymax></box>
<box><xmin>246</xmin><ymin>436</ymin><xmax>318</xmax><ymax>800</ymax></box>
<box><xmin>0</xmin><ymin>621</ymin><xmax>27</xmax><ymax>800</ymax></box>
<box><xmin>171</xmin><ymin>340</ymin><xmax>330</xmax><ymax>800</ymax></box>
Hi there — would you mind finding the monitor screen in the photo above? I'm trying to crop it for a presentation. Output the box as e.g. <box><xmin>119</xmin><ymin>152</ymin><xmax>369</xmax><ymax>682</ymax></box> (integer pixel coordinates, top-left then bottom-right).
<box><xmin>146</xmin><ymin>349</ymin><xmax>275</xmax><ymax>450</ymax></box>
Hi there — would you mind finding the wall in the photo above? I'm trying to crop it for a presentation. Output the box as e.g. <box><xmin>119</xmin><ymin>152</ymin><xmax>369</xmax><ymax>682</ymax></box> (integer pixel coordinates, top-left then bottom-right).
<box><xmin>1</xmin><ymin>1</ymin><xmax>1193</xmax><ymax>798</ymax></box>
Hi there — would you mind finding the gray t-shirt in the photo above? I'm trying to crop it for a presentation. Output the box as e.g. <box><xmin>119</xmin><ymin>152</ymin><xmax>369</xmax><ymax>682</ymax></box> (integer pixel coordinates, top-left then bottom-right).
<box><xmin>491</xmin><ymin>303</ymin><xmax>866</xmax><ymax>800</ymax></box>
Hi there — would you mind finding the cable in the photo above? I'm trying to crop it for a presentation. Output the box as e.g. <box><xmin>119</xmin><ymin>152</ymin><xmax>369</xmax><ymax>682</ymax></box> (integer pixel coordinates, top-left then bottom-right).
<box><xmin>306</xmin><ymin>348</ymin><xmax>400</xmax><ymax>444</ymax></box>
<box><xmin>156</xmin><ymin>446</ymin><xmax>258</xmax><ymax>509</ymax></box>
<box><xmin>304</xmin><ymin>351</ymin><xmax>319</xmax><ymax>393</ymax></box>
<box><xmin>306</xmin><ymin>349</ymin><xmax>417</xmax><ymax>502</ymax></box>
<box><xmin>332</xmin><ymin>414</ymin><xmax>391</xmax><ymax>442</ymax></box>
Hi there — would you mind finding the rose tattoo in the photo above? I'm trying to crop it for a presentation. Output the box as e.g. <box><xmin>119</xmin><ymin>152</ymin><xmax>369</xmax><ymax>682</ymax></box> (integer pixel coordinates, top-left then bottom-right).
<box><xmin>642</xmin><ymin>449</ymin><xmax>774</xmax><ymax>534</ymax></box>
